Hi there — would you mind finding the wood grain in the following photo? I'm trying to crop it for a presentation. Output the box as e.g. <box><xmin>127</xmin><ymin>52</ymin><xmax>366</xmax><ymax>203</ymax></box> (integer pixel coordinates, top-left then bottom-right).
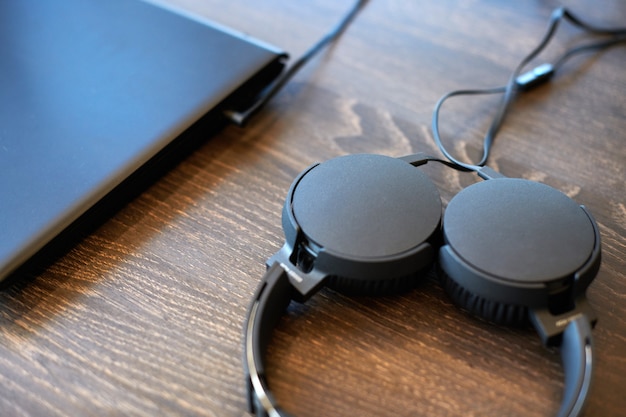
<box><xmin>1</xmin><ymin>0</ymin><xmax>625</xmax><ymax>416</ymax></box>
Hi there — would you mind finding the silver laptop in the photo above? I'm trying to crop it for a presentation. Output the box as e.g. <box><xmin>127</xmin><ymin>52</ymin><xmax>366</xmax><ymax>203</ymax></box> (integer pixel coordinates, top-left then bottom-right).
<box><xmin>0</xmin><ymin>0</ymin><xmax>285</xmax><ymax>282</ymax></box>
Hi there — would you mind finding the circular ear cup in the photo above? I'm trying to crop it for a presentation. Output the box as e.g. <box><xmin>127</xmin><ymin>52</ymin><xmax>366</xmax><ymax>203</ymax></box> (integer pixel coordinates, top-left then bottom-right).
<box><xmin>439</xmin><ymin>177</ymin><xmax>600</xmax><ymax>324</ymax></box>
<box><xmin>281</xmin><ymin>154</ymin><xmax>443</xmax><ymax>295</ymax></box>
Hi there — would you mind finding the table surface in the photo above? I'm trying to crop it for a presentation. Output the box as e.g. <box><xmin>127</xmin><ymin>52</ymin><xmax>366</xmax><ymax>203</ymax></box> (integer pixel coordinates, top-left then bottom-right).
<box><xmin>1</xmin><ymin>1</ymin><xmax>625</xmax><ymax>416</ymax></box>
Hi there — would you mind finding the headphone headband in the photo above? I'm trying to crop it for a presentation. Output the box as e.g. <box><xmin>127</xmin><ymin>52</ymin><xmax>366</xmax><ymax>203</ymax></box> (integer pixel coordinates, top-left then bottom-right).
<box><xmin>244</xmin><ymin>262</ymin><xmax>596</xmax><ymax>417</ymax></box>
<box><xmin>244</xmin><ymin>263</ymin><xmax>294</xmax><ymax>417</ymax></box>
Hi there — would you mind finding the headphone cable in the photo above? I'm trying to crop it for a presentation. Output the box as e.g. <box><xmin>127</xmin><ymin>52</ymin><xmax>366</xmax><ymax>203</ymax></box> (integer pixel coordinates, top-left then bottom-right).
<box><xmin>432</xmin><ymin>7</ymin><xmax>626</xmax><ymax>172</ymax></box>
<box><xmin>224</xmin><ymin>0</ymin><xmax>368</xmax><ymax>126</ymax></box>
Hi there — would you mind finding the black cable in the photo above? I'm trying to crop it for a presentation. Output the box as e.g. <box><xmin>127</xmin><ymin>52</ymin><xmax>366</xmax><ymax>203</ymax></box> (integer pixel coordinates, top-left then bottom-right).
<box><xmin>224</xmin><ymin>0</ymin><xmax>368</xmax><ymax>126</ymax></box>
<box><xmin>432</xmin><ymin>87</ymin><xmax>506</xmax><ymax>171</ymax></box>
<box><xmin>431</xmin><ymin>7</ymin><xmax>626</xmax><ymax>172</ymax></box>
<box><xmin>553</xmin><ymin>34</ymin><xmax>626</xmax><ymax>71</ymax></box>
<box><xmin>560</xmin><ymin>8</ymin><xmax>626</xmax><ymax>36</ymax></box>
<box><xmin>425</xmin><ymin>155</ymin><xmax>473</xmax><ymax>171</ymax></box>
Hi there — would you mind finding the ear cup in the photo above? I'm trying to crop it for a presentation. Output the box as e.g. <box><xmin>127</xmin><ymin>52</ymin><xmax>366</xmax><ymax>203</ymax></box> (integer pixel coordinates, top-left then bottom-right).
<box><xmin>281</xmin><ymin>154</ymin><xmax>443</xmax><ymax>294</ymax></box>
<box><xmin>439</xmin><ymin>177</ymin><xmax>601</xmax><ymax>324</ymax></box>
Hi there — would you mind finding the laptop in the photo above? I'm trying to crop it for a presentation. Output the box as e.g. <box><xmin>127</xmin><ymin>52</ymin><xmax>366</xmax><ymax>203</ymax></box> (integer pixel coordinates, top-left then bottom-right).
<box><xmin>0</xmin><ymin>0</ymin><xmax>286</xmax><ymax>282</ymax></box>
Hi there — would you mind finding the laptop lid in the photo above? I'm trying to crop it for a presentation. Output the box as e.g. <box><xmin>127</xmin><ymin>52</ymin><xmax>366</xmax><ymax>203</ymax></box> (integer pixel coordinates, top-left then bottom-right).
<box><xmin>0</xmin><ymin>0</ymin><xmax>285</xmax><ymax>281</ymax></box>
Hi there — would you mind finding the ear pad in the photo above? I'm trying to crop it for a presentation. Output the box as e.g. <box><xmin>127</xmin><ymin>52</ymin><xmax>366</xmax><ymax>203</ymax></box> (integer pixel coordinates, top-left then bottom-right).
<box><xmin>439</xmin><ymin>178</ymin><xmax>601</xmax><ymax>325</ymax></box>
<box><xmin>438</xmin><ymin>265</ymin><xmax>529</xmax><ymax>326</ymax></box>
<box><xmin>281</xmin><ymin>154</ymin><xmax>442</xmax><ymax>294</ymax></box>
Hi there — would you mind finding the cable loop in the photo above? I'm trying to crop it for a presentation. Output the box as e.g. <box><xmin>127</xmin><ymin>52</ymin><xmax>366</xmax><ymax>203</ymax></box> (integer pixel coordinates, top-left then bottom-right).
<box><xmin>431</xmin><ymin>8</ymin><xmax>626</xmax><ymax>172</ymax></box>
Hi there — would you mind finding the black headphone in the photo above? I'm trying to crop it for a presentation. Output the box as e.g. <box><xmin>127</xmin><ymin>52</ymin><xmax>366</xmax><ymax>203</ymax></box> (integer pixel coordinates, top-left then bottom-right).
<box><xmin>244</xmin><ymin>153</ymin><xmax>599</xmax><ymax>417</ymax></box>
<box><xmin>242</xmin><ymin>7</ymin><xmax>625</xmax><ymax>417</ymax></box>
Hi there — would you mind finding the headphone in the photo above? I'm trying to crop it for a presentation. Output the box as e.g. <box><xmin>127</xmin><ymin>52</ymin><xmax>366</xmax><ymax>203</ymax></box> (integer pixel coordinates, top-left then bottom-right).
<box><xmin>243</xmin><ymin>8</ymin><xmax>625</xmax><ymax>417</ymax></box>
<box><xmin>244</xmin><ymin>153</ymin><xmax>599</xmax><ymax>417</ymax></box>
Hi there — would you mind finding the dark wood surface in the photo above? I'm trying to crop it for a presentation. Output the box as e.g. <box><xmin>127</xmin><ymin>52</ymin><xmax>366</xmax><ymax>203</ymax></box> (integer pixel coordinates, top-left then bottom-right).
<box><xmin>1</xmin><ymin>0</ymin><xmax>625</xmax><ymax>416</ymax></box>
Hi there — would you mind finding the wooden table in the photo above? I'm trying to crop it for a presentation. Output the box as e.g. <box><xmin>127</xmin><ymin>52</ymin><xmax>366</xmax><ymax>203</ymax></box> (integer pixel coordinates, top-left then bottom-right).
<box><xmin>1</xmin><ymin>0</ymin><xmax>624</xmax><ymax>416</ymax></box>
